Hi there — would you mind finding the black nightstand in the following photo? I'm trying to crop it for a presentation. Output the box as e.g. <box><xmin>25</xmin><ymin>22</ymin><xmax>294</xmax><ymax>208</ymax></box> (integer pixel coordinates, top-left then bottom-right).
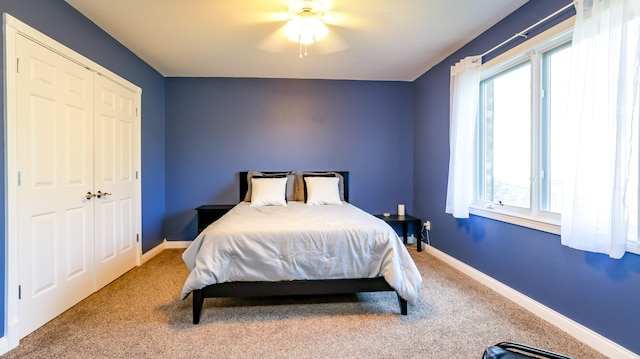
<box><xmin>375</xmin><ymin>214</ymin><xmax>424</xmax><ymax>252</ymax></box>
<box><xmin>196</xmin><ymin>205</ymin><xmax>235</xmax><ymax>233</ymax></box>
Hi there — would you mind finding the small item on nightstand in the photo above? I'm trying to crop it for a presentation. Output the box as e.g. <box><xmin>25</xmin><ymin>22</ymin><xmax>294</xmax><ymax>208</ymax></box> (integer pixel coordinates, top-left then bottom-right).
<box><xmin>383</xmin><ymin>212</ymin><xmax>390</xmax><ymax>217</ymax></box>
<box><xmin>398</xmin><ymin>204</ymin><xmax>405</xmax><ymax>216</ymax></box>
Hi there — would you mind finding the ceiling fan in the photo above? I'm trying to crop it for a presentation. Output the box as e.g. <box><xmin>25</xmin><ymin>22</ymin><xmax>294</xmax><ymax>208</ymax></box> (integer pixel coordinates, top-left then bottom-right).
<box><xmin>284</xmin><ymin>1</ymin><xmax>329</xmax><ymax>57</ymax></box>
<box><xmin>253</xmin><ymin>0</ymin><xmax>388</xmax><ymax>57</ymax></box>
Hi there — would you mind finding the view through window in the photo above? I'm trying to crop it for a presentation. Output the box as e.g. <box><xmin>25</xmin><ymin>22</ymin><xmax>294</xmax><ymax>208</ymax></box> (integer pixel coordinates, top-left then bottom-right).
<box><xmin>478</xmin><ymin>62</ymin><xmax>532</xmax><ymax>209</ymax></box>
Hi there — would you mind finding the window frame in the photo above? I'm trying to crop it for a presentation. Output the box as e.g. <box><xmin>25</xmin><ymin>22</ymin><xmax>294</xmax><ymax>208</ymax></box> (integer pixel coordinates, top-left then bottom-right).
<box><xmin>469</xmin><ymin>18</ymin><xmax>575</xmax><ymax>236</ymax></box>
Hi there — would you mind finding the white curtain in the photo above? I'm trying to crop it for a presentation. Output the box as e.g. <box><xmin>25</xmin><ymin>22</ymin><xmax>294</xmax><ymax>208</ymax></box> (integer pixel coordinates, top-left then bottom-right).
<box><xmin>561</xmin><ymin>0</ymin><xmax>640</xmax><ymax>259</ymax></box>
<box><xmin>445</xmin><ymin>57</ymin><xmax>481</xmax><ymax>218</ymax></box>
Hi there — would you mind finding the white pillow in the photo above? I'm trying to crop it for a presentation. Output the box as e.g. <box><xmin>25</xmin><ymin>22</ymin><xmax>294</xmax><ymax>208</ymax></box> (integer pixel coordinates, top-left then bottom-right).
<box><xmin>304</xmin><ymin>177</ymin><xmax>342</xmax><ymax>205</ymax></box>
<box><xmin>250</xmin><ymin>177</ymin><xmax>288</xmax><ymax>207</ymax></box>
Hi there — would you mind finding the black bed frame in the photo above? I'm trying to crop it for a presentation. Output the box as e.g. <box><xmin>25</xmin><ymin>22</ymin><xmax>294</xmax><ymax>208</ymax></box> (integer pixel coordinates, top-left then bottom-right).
<box><xmin>191</xmin><ymin>171</ymin><xmax>408</xmax><ymax>324</ymax></box>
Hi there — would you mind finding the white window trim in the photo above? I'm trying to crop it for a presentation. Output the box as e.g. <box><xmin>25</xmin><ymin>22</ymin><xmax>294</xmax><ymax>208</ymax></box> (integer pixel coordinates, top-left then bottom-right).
<box><xmin>469</xmin><ymin>206</ymin><xmax>560</xmax><ymax>235</ymax></box>
<box><xmin>470</xmin><ymin>17</ymin><xmax>574</xmax><ymax>236</ymax></box>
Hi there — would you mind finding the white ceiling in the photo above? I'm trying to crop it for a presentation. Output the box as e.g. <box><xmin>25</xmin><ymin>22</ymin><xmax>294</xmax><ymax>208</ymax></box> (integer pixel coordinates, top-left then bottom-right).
<box><xmin>65</xmin><ymin>0</ymin><xmax>528</xmax><ymax>81</ymax></box>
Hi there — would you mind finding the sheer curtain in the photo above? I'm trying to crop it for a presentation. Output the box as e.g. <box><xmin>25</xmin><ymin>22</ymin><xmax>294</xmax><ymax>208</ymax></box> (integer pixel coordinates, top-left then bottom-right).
<box><xmin>561</xmin><ymin>0</ymin><xmax>640</xmax><ymax>259</ymax></box>
<box><xmin>445</xmin><ymin>57</ymin><xmax>481</xmax><ymax>218</ymax></box>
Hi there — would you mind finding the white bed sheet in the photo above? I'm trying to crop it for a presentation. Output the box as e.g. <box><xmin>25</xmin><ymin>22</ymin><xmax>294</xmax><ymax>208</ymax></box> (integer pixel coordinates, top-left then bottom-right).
<box><xmin>181</xmin><ymin>201</ymin><xmax>423</xmax><ymax>305</ymax></box>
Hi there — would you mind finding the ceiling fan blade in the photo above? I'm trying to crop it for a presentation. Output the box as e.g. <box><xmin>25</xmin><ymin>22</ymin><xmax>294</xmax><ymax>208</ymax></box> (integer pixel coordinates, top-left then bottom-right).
<box><xmin>313</xmin><ymin>29</ymin><xmax>350</xmax><ymax>54</ymax></box>
<box><xmin>257</xmin><ymin>24</ymin><xmax>291</xmax><ymax>53</ymax></box>
<box><xmin>323</xmin><ymin>10</ymin><xmax>391</xmax><ymax>31</ymax></box>
<box><xmin>237</xmin><ymin>11</ymin><xmax>291</xmax><ymax>25</ymax></box>
<box><xmin>220</xmin><ymin>0</ymin><xmax>291</xmax><ymax>25</ymax></box>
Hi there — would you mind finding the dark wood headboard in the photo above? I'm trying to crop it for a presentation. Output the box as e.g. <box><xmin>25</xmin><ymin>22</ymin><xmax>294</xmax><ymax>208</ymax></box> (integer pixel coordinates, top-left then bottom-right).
<box><xmin>239</xmin><ymin>171</ymin><xmax>350</xmax><ymax>203</ymax></box>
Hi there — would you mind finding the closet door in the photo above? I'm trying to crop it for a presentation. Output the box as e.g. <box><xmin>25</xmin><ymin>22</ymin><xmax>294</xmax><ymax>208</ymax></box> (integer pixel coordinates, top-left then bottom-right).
<box><xmin>16</xmin><ymin>34</ymin><xmax>95</xmax><ymax>338</ymax></box>
<box><xmin>93</xmin><ymin>74</ymin><xmax>138</xmax><ymax>289</ymax></box>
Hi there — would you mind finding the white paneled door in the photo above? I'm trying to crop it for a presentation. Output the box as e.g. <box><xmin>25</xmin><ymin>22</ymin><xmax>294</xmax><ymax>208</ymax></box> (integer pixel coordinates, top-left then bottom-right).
<box><xmin>16</xmin><ymin>33</ymin><xmax>96</xmax><ymax>339</ymax></box>
<box><xmin>93</xmin><ymin>74</ymin><xmax>138</xmax><ymax>290</ymax></box>
<box><xmin>14</xmin><ymin>33</ymin><xmax>139</xmax><ymax>339</ymax></box>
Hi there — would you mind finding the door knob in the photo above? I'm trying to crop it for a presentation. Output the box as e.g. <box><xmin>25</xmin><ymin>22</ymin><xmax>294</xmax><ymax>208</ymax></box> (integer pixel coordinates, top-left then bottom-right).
<box><xmin>96</xmin><ymin>191</ymin><xmax>112</xmax><ymax>198</ymax></box>
<box><xmin>85</xmin><ymin>192</ymin><xmax>96</xmax><ymax>200</ymax></box>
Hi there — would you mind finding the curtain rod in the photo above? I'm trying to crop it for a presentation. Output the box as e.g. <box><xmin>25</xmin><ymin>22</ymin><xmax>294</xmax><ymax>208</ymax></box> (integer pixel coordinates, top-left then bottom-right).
<box><xmin>475</xmin><ymin>2</ymin><xmax>575</xmax><ymax>62</ymax></box>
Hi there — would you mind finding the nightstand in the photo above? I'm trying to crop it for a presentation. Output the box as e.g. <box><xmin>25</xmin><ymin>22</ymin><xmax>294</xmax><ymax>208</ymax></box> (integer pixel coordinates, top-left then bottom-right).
<box><xmin>196</xmin><ymin>204</ymin><xmax>235</xmax><ymax>233</ymax></box>
<box><xmin>375</xmin><ymin>214</ymin><xmax>424</xmax><ymax>252</ymax></box>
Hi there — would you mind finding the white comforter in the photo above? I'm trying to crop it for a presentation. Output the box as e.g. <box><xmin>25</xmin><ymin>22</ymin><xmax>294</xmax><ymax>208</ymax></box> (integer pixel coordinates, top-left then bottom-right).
<box><xmin>181</xmin><ymin>202</ymin><xmax>423</xmax><ymax>305</ymax></box>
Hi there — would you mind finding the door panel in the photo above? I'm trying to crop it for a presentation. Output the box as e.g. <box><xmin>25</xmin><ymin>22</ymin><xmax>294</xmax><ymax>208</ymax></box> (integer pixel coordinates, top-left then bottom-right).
<box><xmin>65</xmin><ymin>207</ymin><xmax>89</xmax><ymax>278</ymax></box>
<box><xmin>30</xmin><ymin>212</ymin><xmax>56</xmax><ymax>296</ymax></box>
<box><xmin>120</xmin><ymin>198</ymin><xmax>134</xmax><ymax>251</ymax></box>
<box><xmin>30</xmin><ymin>96</ymin><xmax>56</xmax><ymax>187</ymax></box>
<box><xmin>16</xmin><ymin>34</ymin><xmax>95</xmax><ymax>339</ymax></box>
<box><xmin>65</xmin><ymin>106</ymin><xmax>90</xmax><ymax>185</ymax></box>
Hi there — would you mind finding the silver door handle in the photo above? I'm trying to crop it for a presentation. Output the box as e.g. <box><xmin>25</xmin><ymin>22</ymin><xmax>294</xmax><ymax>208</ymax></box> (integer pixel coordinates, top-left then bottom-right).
<box><xmin>96</xmin><ymin>191</ymin><xmax>112</xmax><ymax>198</ymax></box>
<box><xmin>85</xmin><ymin>192</ymin><xmax>96</xmax><ymax>200</ymax></box>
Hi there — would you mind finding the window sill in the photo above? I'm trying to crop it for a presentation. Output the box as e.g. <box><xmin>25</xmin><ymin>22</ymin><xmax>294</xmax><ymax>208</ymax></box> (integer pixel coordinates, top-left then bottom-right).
<box><xmin>469</xmin><ymin>206</ymin><xmax>561</xmax><ymax>235</ymax></box>
<box><xmin>468</xmin><ymin>206</ymin><xmax>640</xmax><ymax>256</ymax></box>
<box><xmin>625</xmin><ymin>241</ymin><xmax>640</xmax><ymax>256</ymax></box>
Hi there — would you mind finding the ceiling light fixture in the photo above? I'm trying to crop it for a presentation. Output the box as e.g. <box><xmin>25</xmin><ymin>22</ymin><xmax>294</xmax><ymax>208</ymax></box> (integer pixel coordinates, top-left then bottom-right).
<box><xmin>284</xmin><ymin>2</ymin><xmax>328</xmax><ymax>58</ymax></box>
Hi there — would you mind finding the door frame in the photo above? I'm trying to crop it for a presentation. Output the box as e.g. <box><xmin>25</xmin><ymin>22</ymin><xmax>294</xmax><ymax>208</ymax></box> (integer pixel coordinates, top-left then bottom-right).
<box><xmin>2</xmin><ymin>13</ymin><xmax>142</xmax><ymax>352</ymax></box>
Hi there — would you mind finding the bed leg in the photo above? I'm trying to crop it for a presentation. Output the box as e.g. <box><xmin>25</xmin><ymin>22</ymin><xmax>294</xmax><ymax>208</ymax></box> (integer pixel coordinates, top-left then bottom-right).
<box><xmin>397</xmin><ymin>294</ymin><xmax>408</xmax><ymax>315</ymax></box>
<box><xmin>193</xmin><ymin>289</ymin><xmax>204</xmax><ymax>324</ymax></box>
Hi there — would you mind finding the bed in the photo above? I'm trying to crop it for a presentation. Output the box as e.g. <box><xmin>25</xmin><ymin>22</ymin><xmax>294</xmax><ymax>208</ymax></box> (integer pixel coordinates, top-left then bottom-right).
<box><xmin>181</xmin><ymin>171</ymin><xmax>422</xmax><ymax>324</ymax></box>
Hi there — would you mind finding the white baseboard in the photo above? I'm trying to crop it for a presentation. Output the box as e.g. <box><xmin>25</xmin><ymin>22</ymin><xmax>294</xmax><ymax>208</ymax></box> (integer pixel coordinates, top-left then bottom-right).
<box><xmin>164</xmin><ymin>240</ymin><xmax>190</xmax><ymax>249</ymax></box>
<box><xmin>140</xmin><ymin>239</ymin><xmax>190</xmax><ymax>265</ymax></box>
<box><xmin>140</xmin><ymin>240</ymin><xmax>166</xmax><ymax>264</ymax></box>
<box><xmin>0</xmin><ymin>336</ymin><xmax>9</xmax><ymax>355</ymax></box>
<box><xmin>425</xmin><ymin>247</ymin><xmax>639</xmax><ymax>359</ymax></box>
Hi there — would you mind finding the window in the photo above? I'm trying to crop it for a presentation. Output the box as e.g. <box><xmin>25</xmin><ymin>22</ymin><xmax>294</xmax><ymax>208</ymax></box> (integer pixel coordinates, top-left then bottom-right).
<box><xmin>470</xmin><ymin>21</ymin><xmax>574</xmax><ymax>234</ymax></box>
<box><xmin>540</xmin><ymin>42</ymin><xmax>571</xmax><ymax>213</ymax></box>
<box><xmin>478</xmin><ymin>61</ymin><xmax>532</xmax><ymax>209</ymax></box>
<box><xmin>471</xmin><ymin>13</ymin><xmax>640</xmax><ymax>256</ymax></box>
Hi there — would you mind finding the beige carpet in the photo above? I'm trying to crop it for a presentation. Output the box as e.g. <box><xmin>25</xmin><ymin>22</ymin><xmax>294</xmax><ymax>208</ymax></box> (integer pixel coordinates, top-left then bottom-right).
<box><xmin>2</xmin><ymin>248</ymin><xmax>606</xmax><ymax>358</ymax></box>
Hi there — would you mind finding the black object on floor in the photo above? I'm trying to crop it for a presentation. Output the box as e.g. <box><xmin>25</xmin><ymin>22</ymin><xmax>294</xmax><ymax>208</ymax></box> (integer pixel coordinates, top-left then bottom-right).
<box><xmin>482</xmin><ymin>342</ymin><xmax>573</xmax><ymax>359</ymax></box>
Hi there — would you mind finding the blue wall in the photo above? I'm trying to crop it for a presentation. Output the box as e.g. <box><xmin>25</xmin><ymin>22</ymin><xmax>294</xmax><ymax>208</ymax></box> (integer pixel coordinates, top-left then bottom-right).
<box><xmin>164</xmin><ymin>78</ymin><xmax>414</xmax><ymax>241</ymax></box>
<box><xmin>413</xmin><ymin>0</ymin><xmax>640</xmax><ymax>354</ymax></box>
<box><xmin>1</xmin><ymin>0</ymin><xmax>638</xmax><ymax>356</ymax></box>
<box><xmin>0</xmin><ymin>0</ymin><xmax>166</xmax><ymax>338</ymax></box>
